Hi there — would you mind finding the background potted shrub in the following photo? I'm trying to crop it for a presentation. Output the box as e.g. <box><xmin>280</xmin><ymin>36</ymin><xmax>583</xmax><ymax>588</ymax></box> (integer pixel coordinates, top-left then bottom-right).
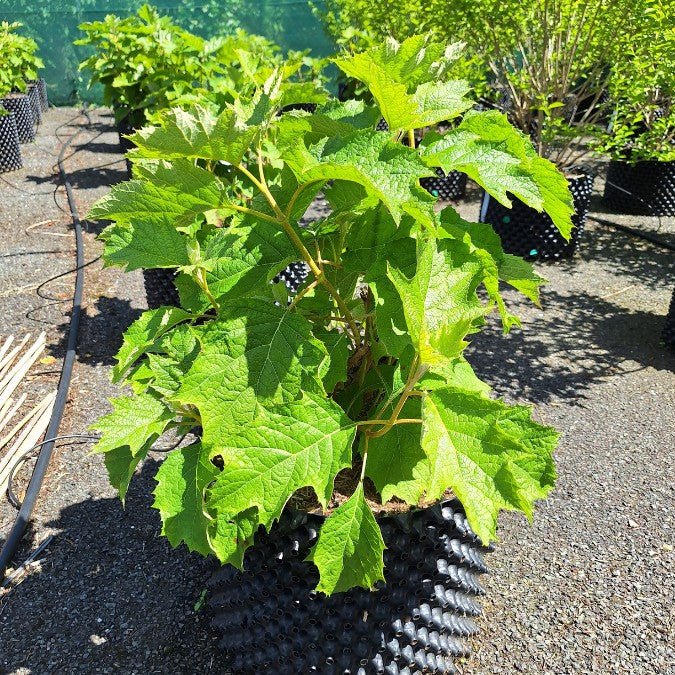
<box><xmin>0</xmin><ymin>108</ymin><xmax>22</xmax><ymax>173</ymax></box>
<box><xmin>77</xmin><ymin>6</ymin><xmax>328</xmax><ymax>137</ymax></box>
<box><xmin>454</xmin><ymin>0</ymin><xmax>639</xmax><ymax>259</ymax></box>
<box><xmin>0</xmin><ymin>21</ymin><xmax>43</xmax><ymax>143</ymax></box>
<box><xmin>598</xmin><ymin>0</ymin><xmax>675</xmax><ymax>216</ymax></box>
<box><xmin>88</xmin><ymin>36</ymin><xmax>569</xmax><ymax>673</ymax></box>
<box><xmin>76</xmin><ymin>5</ymin><xmax>227</xmax><ymax>133</ymax></box>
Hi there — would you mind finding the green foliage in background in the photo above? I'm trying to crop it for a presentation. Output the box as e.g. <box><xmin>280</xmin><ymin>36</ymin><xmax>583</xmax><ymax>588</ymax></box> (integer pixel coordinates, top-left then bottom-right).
<box><xmin>456</xmin><ymin>0</ymin><xmax>641</xmax><ymax>168</ymax></box>
<box><xmin>0</xmin><ymin>0</ymin><xmax>332</xmax><ymax>106</ymax></box>
<box><xmin>76</xmin><ymin>5</ymin><xmax>328</xmax><ymax>127</ymax></box>
<box><xmin>0</xmin><ymin>21</ymin><xmax>43</xmax><ymax>98</ymax></box>
<box><xmin>598</xmin><ymin>0</ymin><xmax>675</xmax><ymax>161</ymax></box>
<box><xmin>313</xmin><ymin>0</ymin><xmax>489</xmax><ymax>99</ymax></box>
<box><xmin>88</xmin><ymin>36</ymin><xmax>565</xmax><ymax>594</ymax></box>
<box><xmin>315</xmin><ymin>0</ymin><xmax>656</xmax><ymax>169</ymax></box>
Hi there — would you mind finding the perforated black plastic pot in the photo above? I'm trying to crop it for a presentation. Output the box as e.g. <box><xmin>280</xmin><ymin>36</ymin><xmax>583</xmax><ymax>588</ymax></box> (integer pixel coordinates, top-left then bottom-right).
<box><xmin>37</xmin><ymin>78</ymin><xmax>48</xmax><ymax>112</ymax></box>
<box><xmin>0</xmin><ymin>112</ymin><xmax>23</xmax><ymax>173</ymax></box>
<box><xmin>420</xmin><ymin>169</ymin><xmax>467</xmax><ymax>201</ymax></box>
<box><xmin>376</xmin><ymin>120</ymin><xmax>467</xmax><ymax>201</ymax></box>
<box><xmin>117</xmin><ymin>117</ymin><xmax>136</xmax><ymax>177</ymax></box>
<box><xmin>26</xmin><ymin>83</ymin><xmax>42</xmax><ymax>125</ymax></box>
<box><xmin>602</xmin><ymin>160</ymin><xmax>675</xmax><ymax>217</ymax></box>
<box><xmin>209</xmin><ymin>498</ymin><xmax>491</xmax><ymax>675</ymax></box>
<box><xmin>662</xmin><ymin>287</ymin><xmax>675</xmax><ymax>349</ymax></box>
<box><xmin>281</xmin><ymin>103</ymin><xmax>318</xmax><ymax>113</ymax></box>
<box><xmin>1</xmin><ymin>94</ymin><xmax>35</xmax><ymax>143</ymax></box>
<box><xmin>143</xmin><ymin>269</ymin><xmax>181</xmax><ymax>309</ymax></box>
<box><xmin>479</xmin><ymin>169</ymin><xmax>594</xmax><ymax>260</ymax></box>
<box><xmin>143</xmin><ymin>262</ymin><xmax>309</xmax><ymax>310</ymax></box>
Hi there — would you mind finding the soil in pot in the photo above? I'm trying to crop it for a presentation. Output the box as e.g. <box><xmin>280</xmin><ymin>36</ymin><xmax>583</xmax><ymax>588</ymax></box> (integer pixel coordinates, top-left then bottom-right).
<box><xmin>479</xmin><ymin>169</ymin><xmax>595</xmax><ymax>260</ymax></box>
<box><xmin>208</xmin><ymin>498</ymin><xmax>491</xmax><ymax>675</ymax></box>
<box><xmin>0</xmin><ymin>112</ymin><xmax>23</xmax><ymax>173</ymax></box>
<box><xmin>602</xmin><ymin>160</ymin><xmax>675</xmax><ymax>217</ymax></box>
<box><xmin>1</xmin><ymin>94</ymin><xmax>35</xmax><ymax>144</ymax></box>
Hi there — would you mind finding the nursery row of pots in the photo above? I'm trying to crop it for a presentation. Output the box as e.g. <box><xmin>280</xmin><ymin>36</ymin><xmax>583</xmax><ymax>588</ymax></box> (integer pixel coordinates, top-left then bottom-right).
<box><xmin>0</xmin><ymin>79</ymin><xmax>48</xmax><ymax>174</ymax></box>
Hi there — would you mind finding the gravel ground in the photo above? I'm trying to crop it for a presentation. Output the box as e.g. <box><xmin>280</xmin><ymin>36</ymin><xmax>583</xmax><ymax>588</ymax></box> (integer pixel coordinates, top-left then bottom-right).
<box><xmin>0</xmin><ymin>108</ymin><xmax>673</xmax><ymax>674</ymax></box>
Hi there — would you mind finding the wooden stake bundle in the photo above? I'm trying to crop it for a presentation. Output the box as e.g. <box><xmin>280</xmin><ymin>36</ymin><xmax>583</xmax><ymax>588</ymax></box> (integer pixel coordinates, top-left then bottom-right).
<box><xmin>0</xmin><ymin>393</ymin><xmax>56</xmax><ymax>494</ymax></box>
<box><xmin>0</xmin><ymin>333</ymin><xmax>46</xmax><ymax>412</ymax></box>
<box><xmin>0</xmin><ymin>334</ymin><xmax>56</xmax><ymax>496</ymax></box>
<box><xmin>0</xmin><ymin>393</ymin><xmax>28</xmax><ymax>435</ymax></box>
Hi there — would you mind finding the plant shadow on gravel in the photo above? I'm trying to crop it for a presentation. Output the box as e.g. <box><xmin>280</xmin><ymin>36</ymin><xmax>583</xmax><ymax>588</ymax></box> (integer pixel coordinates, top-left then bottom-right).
<box><xmin>0</xmin><ymin>460</ymin><xmax>220</xmax><ymax>674</ymax></box>
<box><xmin>71</xmin><ymin>140</ymin><xmax>125</xmax><ymax>155</ymax></box>
<box><xmin>25</xmin><ymin>164</ymin><xmax>130</xmax><ymax>191</ymax></box>
<box><xmin>467</xmin><ymin>288</ymin><xmax>675</xmax><ymax>404</ymax></box>
<box><xmin>47</xmin><ymin>296</ymin><xmax>143</xmax><ymax>366</ymax></box>
<box><xmin>579</xmin><ymin>195</ymin><xmax>675</xmax><ymax>289</ymax></box>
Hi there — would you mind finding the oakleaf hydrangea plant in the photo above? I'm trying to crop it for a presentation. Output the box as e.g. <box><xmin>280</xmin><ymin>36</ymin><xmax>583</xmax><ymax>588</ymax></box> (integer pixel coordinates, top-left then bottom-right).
<box><xmin>89</xmin><ymin>35</ymin><xmax>570</xmax><ymax>595</ymax></box>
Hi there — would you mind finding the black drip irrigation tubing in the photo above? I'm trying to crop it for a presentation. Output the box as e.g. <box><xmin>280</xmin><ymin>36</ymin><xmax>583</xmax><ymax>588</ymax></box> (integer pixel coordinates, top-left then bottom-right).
<box><xmin>0</xmin><ymin>107</ymin><xmax>91</xmax><ymax>578</ymax></box>
<box><xmin>586</xmin><ymin>215</ymin><xmax>675</xmax><ymax>252</ymax></box>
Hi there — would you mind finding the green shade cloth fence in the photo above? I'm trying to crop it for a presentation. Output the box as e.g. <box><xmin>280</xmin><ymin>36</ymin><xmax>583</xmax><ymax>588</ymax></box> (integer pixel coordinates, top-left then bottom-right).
<box><xmin>0</xmin><ymin>0</ymin><xmax>333</xmax><ymax>105</ymax></box>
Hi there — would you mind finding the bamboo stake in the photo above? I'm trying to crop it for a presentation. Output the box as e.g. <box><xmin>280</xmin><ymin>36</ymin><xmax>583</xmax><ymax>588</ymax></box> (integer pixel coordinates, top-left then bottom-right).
<box><xmin>0</xmin><ymin>392</ymin><xmax>55</xmax><ymax>456</ymax></box>
<box><xmin>0</xmin><ymin>334</ymin><xmax>43</xmax><ymax>387</ymax></box>
<box><xmin>0</xmin><ymin>394</ymin><xmax>55</xmax><ymax>492</ymax></box>
<box><xmin>0</xmin><ymin>397</ymin><xmax>14</xmax><ymax>428</ymax></box>
<box><xmin>0</xmin><ymin>333</ymin><xmax>46</xmax><ymax>411</ymax></box>
<box><xmin>0</xmin><ymin>336</ymin><xmax>14</xmax><ymax>367</ymax></box>
<box><xmin>0</xmin><ymin>334</ymin><xmax>30</xmax><ymax>379</ymax></box>
<box><xmin>0</xmin><ymin>393</ymin><xmax>27</xmax><ymax>435</ymax></box>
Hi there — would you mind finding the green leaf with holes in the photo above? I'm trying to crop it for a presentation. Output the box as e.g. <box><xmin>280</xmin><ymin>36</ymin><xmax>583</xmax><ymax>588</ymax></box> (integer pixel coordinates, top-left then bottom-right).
<box><xmin>153</xmin><ymin>443</ymin><xmax>219</xmax><ymax>556</ymax></box>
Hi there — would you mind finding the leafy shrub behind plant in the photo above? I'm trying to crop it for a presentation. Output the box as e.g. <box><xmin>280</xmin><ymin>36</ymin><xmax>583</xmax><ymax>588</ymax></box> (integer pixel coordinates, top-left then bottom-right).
<box><xmin>457</xmin><ymin>0</ymin><xmax>639</xmax><ymax>168</ymax></box>
<box><xmin>89</xmin><ymin>36</ymin><xmax>568</xmax><ymax>594</ymax></box>
<box><xmin>0</xmin><ymin>22</ymin><xmax>43</xmax><ymax>98</ymax></box>
<box><xmin>598</xmin><ymin>0</ymin><xmax>675</xmax><ymax>161</ymax></box>
<box><xmin>76</xmin><ymin>5</ymin><xmax>328</xmax><ymax>127</ymax></box>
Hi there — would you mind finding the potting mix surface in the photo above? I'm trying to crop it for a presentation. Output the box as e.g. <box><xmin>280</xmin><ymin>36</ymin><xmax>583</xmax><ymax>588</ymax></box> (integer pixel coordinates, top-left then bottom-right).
<box><xmin>0</xmin><ymin>109</ymin><xmax>673</xmax><ymax>674</ymax></box>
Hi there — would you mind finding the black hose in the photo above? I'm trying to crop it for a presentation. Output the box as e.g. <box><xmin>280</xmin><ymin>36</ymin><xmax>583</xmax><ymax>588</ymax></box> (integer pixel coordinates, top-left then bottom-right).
<box><xmin>0</xmin><ymin>108</ymin><xmax>90</xmax><ymax>578</ymax></box>
<box><xmin>6</xmin><ymin>435</ymin><xmax>100</xmax><ymax>509</ymax></box>
<box><xmin>586</xmin><ymin>215</ymin><xmax>675</xmax><ymax>252</ymax></box>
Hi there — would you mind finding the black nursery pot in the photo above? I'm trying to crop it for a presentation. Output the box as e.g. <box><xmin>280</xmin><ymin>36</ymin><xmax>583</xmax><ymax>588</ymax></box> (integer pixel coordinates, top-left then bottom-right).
<box><xmin>144</xmin><ymin>261</ymin><xmax>310</xmax><ymax>312</ymax></box>
<box><xmin>0</xmin><ymin>112</ymin><xmax>23</xmax><ymax>173</ymax></box>
<box><xmin>1</xmin><ymin>94</ymin><xmax>35</xmax><ymax>143</ymax></box>
<box><xmin>420</xmin><ymin>168</ymin><xmax>467</xmax><ymax>201</ymax></box>
<box><xmin>479</xmin><ymin>169</ymin><xmax>595</xmax><ymax>260</ymax></box>
<box><xmin>209</xmin><ymin>498</ymin><xmax>492</xmax><ymax>675</ymax></box>
<box><xmin>377</xmin><ymin>118</ymin><xmax>468</xmax><ymax>201</ymax></box>
<box><xmin>37</xmin><ymin>78</ymin><xmax>49</xmax><ymax>113</ymax></box>
<box><xmin>26</xmin><ymin>83</ymin><xmax>42</xmax><ymax>125</ymax></box>
<box><xmin>602</xmin><ymin>159</ymin><xmax>675</xmax><ymax>217</ymax></box>
<box><xmin>281</xmin><ymin>103</ymin><xmax>318</xmax><ymax>113</ymax></box>
<box><xmin>662</xmin><ymin>287</ymin><xmax>675</xmax><ymax>349</ymax></box>
<box><xmin>143</xmin><ymin>269</ymin><xmax>181</xmax><ymax>309</ymax></box>
<box><xmin>117</xmin><ymin>116</ymin><xmax>136</xmax><ymax>177</ymax></box>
